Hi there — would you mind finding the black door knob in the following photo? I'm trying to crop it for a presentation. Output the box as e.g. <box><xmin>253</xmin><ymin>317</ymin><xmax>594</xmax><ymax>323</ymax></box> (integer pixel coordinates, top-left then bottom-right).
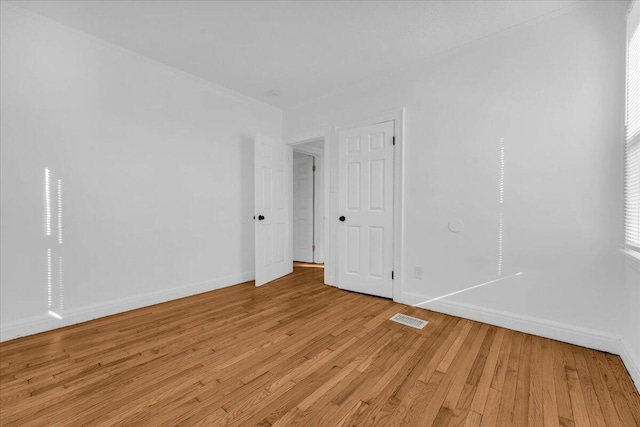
<box><xmin>258</xmin><ymin>215</ymin><xmax>265</xmax><ymax>221</ymax></box>
<box><xmin>339</xmin><ymin>216</ymin><xmax>346</xmax><ymax>222</ymax></box>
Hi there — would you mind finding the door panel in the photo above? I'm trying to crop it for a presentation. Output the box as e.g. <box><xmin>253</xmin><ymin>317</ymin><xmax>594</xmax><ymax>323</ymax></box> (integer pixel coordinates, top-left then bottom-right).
<box><xmin>346</xmin><ymin>226</ymin><xmax>360</xmax><ymax>274</ymax></box>
<box><xmin>293</xmin><ymin>153</ymin><xmax>314</xmax><ymax>263</ymax></box>
<box><xmin>338</xmin><ymin>121</ymin><xmax>394</xmax><ymax>298</ymax></box>
<box><xmin>347</xmin><ymin>162</ymin><xmax>360</xmax><ymax>210</ymax></box>
<box><xmin>255</xmin><ymin>134</ymin><xmax>292</xmax><ymax>286</ymax></box>
<box><xmin>369</xmin><ymin>226</ymin><xmax>384</xmax><ymax>278</ymax></box>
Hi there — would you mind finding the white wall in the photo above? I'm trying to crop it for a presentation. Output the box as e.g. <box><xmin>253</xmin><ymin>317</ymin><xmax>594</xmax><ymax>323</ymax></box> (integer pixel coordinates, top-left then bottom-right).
<box><xmin>0</xmin><ymin>4</ymin><xmax>282</xmax><ymax>340</ymax></box>
<box><xmin>286</xmin><ymin>1</ymin><xmax>630</xmax><ymax>357</ymax></box>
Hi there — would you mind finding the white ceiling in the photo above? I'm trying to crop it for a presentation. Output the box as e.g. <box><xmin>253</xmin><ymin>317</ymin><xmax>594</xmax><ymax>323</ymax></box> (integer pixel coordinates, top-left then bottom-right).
<box><xmin>10</xmin><ymin>0</ymin><xmax>580</xmax><ymax>109</ymax></box>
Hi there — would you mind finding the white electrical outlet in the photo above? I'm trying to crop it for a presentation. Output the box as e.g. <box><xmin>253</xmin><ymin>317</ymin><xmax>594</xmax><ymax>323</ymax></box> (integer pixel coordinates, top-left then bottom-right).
<box><xmin>414</xmin><ymin>266</ymin><xmax>423</xmax><ymax>279</ymax></box>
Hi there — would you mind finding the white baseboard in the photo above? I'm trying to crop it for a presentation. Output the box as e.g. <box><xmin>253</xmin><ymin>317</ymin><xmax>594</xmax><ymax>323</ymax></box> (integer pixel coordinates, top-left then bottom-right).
<box><xmin>619</xmin><ymin>340</ymin><xmax>640</xmax><ymax>391</ymax></box>
<box><xmin>402</xmin><ymin>291</ymin><xmax>623</xmax><ymax>355</ymax></box>
<box><xmin>0</xmin><ymin>271</ymin><xmax>255</xmax><ymax>342</ymax></box>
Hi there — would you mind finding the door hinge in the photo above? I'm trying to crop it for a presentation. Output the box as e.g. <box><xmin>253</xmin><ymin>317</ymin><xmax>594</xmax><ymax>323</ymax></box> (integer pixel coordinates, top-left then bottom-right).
<box><xmin>392</xmin><ymin>136</ymin><xmax>396</xmax><ymax>146</ymax></box>
<box><xmin>312</xmin><ymin>245</ymin><xmax>316</xmax><ymax>251</ymax></box>
<box><xmin>392</xmin><ymin>271</ymin><xmax>394</xmax><ymax>280</ymax></box>
<box><xmin>312</xmin><ymin>165</ymin><xmax>316</xmax><ymax>172</ymax></box>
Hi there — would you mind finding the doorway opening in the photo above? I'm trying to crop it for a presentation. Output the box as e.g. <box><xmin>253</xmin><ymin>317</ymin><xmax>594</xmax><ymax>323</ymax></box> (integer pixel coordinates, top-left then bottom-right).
<box><xmin>292</xmin><ymin>139</ymin><xmax>324</xmax><ymax>268</ymax></box>
<box><xmin>266</xmin><ymin>109</ymin><xmax>402</xmax><ymax>294</ymax></box>
<box><xmin>293</xmin><ymin>261</ymin><xmax>324</xmax><ymax>269</ymax></box>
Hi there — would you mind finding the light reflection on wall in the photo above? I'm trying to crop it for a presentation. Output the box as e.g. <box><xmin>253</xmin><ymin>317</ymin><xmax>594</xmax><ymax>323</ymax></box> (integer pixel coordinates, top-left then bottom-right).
<box><xmin>47</xmin><ymin>248</ymin><xmax>52</xmax><ymax>309</ymax></box>
<box><xmin>58</xmin><ymin>256</ymin><xmax>63</xmax><ymax>312</ymax></box>
<box><xmin>57</xmin><ymin>179</ymin><xmax>63</xmax><ymax>244</ymax></box>
<box><xmin>413</xmin><ymin>137</ymin><xmax>524</xmax><ymax>309</ymax></box>
<box><xmin>44</xmin><ymin>168</ymin><xmax>64</xmax><ymax>320</ymax></box>
<box><xmin>44</xmin><ymin>168</ymin><xmax>51</xmax><ymax>236</ymax></box>
<box><xmin>497</xmin><ymin>138</ymin><xmax>505</xmax><ymax>276</ymax></box>
<box><xmin>413</xmin><ymin>272</ymin><xmax>523</xmax><ymax>307</ymax></box>
<box><xmin>498</xmin><ymin>213</ymin><xmax>504</xmax><ymax>276</ymax></box>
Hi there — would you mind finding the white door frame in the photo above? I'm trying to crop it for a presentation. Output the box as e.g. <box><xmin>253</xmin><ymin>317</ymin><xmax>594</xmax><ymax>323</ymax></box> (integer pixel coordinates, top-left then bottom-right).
<box><xmin>288</xmin><ymin>134</ymin><xmax>330</xmax><ymax>285</ymax></box>
<box><xmin>286</xmin><ymin>108</ymin><xmax>405</xmax><ymax>303</ymax></box>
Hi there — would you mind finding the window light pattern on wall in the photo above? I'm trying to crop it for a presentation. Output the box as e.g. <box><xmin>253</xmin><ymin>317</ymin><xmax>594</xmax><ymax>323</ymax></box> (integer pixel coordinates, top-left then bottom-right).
<box><xmin>44</xmin><ymin>167</ymin><xmax>64</xmax><ymax>320</ymax></box>
<box><xmin>57</xmin><ymin>179</ymin><xmax>63</xmax><ymax>244</ymax></box>
<box><xmin>626</xmin><ymin>2</ymin><xmax>640</xmax><ymax>251</ymax></box>
<box><xmin>44</xmin><ymin>168</ymin><xmax>51</xmax><ymax>236</ymax></box>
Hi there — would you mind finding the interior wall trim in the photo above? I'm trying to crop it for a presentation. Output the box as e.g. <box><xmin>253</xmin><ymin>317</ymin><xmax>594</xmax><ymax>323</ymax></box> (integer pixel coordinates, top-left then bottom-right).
<box><xmin>402</xmin><ymin>291</ymin><xmax>623</xmax><ymax>355</ymax></box>
<box><xmin>620</xmin><ymin>339</ymin><xmax>640</xmax><ymax>391</ymax></box>
<box><xmin>0</xmin><ymin>271</ymin><xmax>255</xmax><ymax>342</ymax></box>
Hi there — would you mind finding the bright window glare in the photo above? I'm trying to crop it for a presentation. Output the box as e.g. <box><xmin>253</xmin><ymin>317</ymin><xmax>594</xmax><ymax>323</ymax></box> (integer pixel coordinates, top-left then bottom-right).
<box><xmin>626</xmin><ymin>11</ymin><xmax>640</xmax><ymax>251</ymax></box>
<box><xmin>627</xmin><ymin>28</ymin><xmax>640</xmax><ymax>141</ymax></box>
<box><xmin>48</xmin><ymin>311</ymin><xmax>62</xmax><ymax>320</ymax></box>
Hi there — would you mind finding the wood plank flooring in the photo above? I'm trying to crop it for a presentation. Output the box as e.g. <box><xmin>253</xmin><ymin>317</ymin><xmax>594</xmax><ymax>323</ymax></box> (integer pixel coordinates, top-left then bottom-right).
<box><xmin>1</xmin><ymin>266</ymin><xmax>639</xmax><ymax>426</ymax></box>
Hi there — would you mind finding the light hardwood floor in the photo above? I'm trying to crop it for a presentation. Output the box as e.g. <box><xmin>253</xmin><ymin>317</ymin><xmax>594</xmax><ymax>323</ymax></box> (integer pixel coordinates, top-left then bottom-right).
<box><xmin>1</xmin><ymin>266</ymin><xmax>639</xmax><ymax>426</ymax></box>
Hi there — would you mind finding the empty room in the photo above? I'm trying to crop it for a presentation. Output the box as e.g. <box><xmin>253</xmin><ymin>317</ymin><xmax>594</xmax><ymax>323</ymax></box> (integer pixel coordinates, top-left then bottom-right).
<box><xmin>1</xmin><ymin>0</ymin><xmax>639</xmax><ymax>425</ymax></box>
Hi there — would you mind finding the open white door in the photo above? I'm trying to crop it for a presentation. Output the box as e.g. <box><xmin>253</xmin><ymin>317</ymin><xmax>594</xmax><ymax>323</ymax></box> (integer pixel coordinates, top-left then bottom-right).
<box><xmin>293</xmin><ymin>153</ymin><xmax>314</xmax><ymax>263</ymax></box>
<box><xmin>337</xmin><ymin>121</ymin><xmax>394</xmax><ymax>298</ymax></box>
<box><xmin>255</xmin><ymin>134</ymin><xmax>292</xmax><ymax>286</ymax></box>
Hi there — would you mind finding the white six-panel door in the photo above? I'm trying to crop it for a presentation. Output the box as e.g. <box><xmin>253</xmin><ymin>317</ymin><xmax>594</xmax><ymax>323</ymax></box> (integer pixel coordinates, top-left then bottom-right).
<box><xmin>337</xmin><ymin>121</ymin><xmax>394</xmax><ymax>298</ymax></box>
<box><xmin>255</xmin><ymin>134</ymin><xmax>292</xmax><ymax>286</ymax></box>
<box><xmin>293</xmin><ymin>153</ymin><xmax>314</xmax><ymax>263</ymax></box>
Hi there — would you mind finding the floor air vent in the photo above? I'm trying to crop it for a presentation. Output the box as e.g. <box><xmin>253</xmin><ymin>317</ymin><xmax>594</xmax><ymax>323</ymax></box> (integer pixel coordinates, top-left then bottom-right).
<box><xmin>389</xmin><ymin>313</ymin><xmax>428</xmax><ymax>329</ymax></box>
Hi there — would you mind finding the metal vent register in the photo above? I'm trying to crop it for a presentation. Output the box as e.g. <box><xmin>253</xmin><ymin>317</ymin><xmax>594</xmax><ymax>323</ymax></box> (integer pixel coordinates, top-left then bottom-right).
<box><xmin>389</xmin><ymin>313</ymin><xmax>428</xmax><ymax>329</ymax></box>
